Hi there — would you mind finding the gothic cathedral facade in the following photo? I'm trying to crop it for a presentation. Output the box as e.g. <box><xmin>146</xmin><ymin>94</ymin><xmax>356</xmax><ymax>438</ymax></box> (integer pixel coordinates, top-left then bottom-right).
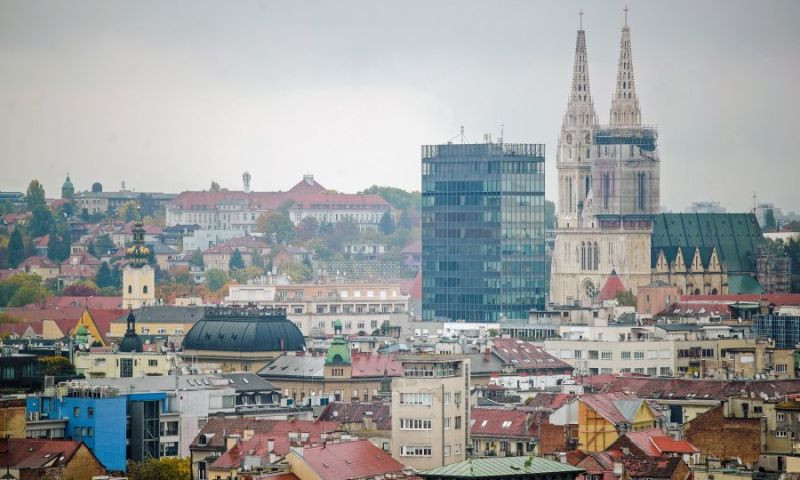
<box><xmin>550</xmin><ymin>17</ymin><xmax>661</xmax><ymax>305</ymax></box>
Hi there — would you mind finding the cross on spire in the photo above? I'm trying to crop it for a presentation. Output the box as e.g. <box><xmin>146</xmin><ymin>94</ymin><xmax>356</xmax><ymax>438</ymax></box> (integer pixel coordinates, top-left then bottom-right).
<box><xmin>579</xmin><ymin>9</ymin><xmax>584</xmax><ymax>30</ymax></box>
<box><xmin>624</xmin><ymin>5</ymin><xmax>629</xmax><ymax>26</ymax></box>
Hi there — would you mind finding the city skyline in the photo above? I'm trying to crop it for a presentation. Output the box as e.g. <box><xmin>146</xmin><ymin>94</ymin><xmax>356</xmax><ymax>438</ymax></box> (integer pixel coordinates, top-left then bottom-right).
<box><xmin>0</xmin><ymin>1</ymin><xmax>798</xmax><ymax>213</ymax></box>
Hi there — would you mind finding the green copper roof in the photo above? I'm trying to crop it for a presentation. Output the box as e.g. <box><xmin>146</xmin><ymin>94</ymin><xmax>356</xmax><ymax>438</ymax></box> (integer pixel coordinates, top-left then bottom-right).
<box><xmin>652</xmin><ymin>213</ymin><xmax>764</xmax><ymax>273</ymax></box>
<box><xmin>421</xmin><ymin>456</ymin><xmax>584</xmax><ymax>479</ymax></box>
<box><xmin>728</xmin><ymin>274</ymin><xmax>764</xmax><ymax>295</ymax></box>
<box><xmin>325</xmin><ymin>335</ymin><xmax>350</xmax><ymax>365</ymax></box>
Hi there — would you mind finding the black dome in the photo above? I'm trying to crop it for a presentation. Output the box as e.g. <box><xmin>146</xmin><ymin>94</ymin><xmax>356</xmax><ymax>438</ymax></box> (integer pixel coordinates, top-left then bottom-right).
<box><xmin>119</xmin><ymin>310</ymin><xmax>144</xmax><ymax>353</ymax></box>
<box><xmin>183</xmin><ymin>307</ymin><xmax>305</xmax><ymax>353</ymax></box>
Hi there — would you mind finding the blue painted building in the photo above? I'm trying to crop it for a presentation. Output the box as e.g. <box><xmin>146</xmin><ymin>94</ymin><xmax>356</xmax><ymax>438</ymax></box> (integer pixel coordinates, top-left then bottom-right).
<box><xmin>26</xmin><ymin>384</ymin><xmax>166</xmax><ymax>472</ymax></box>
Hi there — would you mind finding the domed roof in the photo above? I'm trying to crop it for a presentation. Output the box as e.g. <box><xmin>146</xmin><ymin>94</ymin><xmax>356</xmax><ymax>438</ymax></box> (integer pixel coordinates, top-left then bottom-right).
<box><xmin>183</xmin><ymin>307</ymin><xmax>305</xmax><ymax>353</ymax></box>
<box><xmin>119</xmin><ymin>310</ymin><xmax>144</xmax><ymax>353</ymax></box>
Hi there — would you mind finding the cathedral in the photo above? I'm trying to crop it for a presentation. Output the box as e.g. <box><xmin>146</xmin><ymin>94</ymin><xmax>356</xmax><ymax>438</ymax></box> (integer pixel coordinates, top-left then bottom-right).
<box><xmin>550</xmin><ymin>12</ymin><xmax>769</xmax><ymax>305</ymax></box>
<box><xmin>550</xmin><ymin>12</ymin><xmax>661</xmax><ymax>305</ymax></box>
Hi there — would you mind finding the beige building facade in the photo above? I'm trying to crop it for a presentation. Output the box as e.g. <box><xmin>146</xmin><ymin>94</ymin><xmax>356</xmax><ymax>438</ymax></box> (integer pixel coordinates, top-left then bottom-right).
<box><xmin>550</xmin><ymin>20</ymin><xmax>660</xmax><ymax>305</ymax></box>
<box><xmin>390</xmin><ymin>356</ymin><xmax>470</xmax><ymax>471</ymax></box>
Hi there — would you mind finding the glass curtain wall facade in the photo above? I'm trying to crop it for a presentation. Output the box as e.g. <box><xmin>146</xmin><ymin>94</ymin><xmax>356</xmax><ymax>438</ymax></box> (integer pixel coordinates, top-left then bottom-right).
<box><xmin>421</xmin><ymin>143</ymin><xmax>546</xmax><ymax>322</ymax></box>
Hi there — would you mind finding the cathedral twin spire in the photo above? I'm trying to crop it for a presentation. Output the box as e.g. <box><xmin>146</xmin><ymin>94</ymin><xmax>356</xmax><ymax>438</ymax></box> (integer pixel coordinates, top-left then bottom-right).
<box><xmin>565</xmin><ymin>7</ymin><xmax>641</xmax><ymax>130</ymax></box>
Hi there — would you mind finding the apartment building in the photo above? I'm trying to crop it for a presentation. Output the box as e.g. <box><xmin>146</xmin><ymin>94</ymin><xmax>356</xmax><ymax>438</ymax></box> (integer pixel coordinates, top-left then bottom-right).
<box><xmin>225</xmin><ymin>282</ymin><xmax>410</xmax><ymax>336</ymax></box>
<box><xmin>391</xmin><ymin>355</ymin><xmax>470</xmax><ymax>471</ymax></box>
<box><xmin>543</xmin><ymin>338</ymin><xmax>794</xmax><ymax>379</ymax></box>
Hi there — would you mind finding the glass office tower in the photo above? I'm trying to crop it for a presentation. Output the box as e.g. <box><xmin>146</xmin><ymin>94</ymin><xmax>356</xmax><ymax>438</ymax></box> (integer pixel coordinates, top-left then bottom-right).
<box><xmin>421</xmin><ymin>142</ymin><xmax>546</xmax><ymax>322</ymax></box>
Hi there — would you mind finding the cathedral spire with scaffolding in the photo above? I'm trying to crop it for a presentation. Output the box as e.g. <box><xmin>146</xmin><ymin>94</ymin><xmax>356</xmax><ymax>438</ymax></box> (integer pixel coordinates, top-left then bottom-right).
<box><xmin>609</xmin><ymin>6</ymin><xmax>641</xmax><ymax>127</ymax></box>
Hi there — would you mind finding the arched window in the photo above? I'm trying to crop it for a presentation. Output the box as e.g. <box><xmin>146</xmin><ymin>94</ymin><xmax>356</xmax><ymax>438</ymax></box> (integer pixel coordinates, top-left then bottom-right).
<box><xmin>127</xmin><ymin>285</ymin><xmax>132</xmax><ymax>294</ymax></box>
<box><xmin>143</xmin><ymin>285</ymin><xmax>148</xmax><ymax>294</ymax></box>
<box><xmin>693</xmin><ymin>288</ymin><xmax>701</xmax><ymax>295</ymax></box>
<box><xmin>580</xmin><ymin>242</ymin><xmax>586</xmax><ymax>270</ymax></box>
<box><xmin>594</xmin><ymin>242</ymin><xmax>600</xmax><ymax>270</ymax></box>
<box><xmin>711</xmin><ymin>288</ymin><xmax>718</xmax><ymax>295</ymax></box>
<box><xmin>587</xmin><ymin>242</ymin><xmax>593</xmax><ymax>271</ymax></box>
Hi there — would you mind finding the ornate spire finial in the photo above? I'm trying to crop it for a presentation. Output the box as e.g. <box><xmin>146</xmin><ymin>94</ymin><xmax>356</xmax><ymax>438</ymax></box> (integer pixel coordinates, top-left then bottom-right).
<box><xmin>624</xmin><ymin>5</ymin><xmax>629</xmax><ymax>27</ymax></box>
<box><xmin>579</xmin><ymin>9</ymin><xmax>584</xmax><ymax>30</ymax></box>
<box><xmin>609</xmin><ymin>11</ymin><xmax>641</xmax><ymax>127</ymax></box>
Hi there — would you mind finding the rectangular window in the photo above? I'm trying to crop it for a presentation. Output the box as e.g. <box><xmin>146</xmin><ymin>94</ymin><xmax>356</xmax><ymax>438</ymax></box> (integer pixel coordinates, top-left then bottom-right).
<box><xmin>148</xmin><ymin>359</ymin><xmax>158</xmax><ymax>367</ymax></box>
<box><xmin>634</xmin><ymin>368</ymin><xmax>645</xmax><ymax>374</ymax></box>
<box><xmin>647</xmin><ymin>367</ymin><xmax>657</xmax><ymax>376</ymax></box>
<box><xmin>444</xmin><ymin>445</ymin><xmax>451</xmax><ymax>456</ymax></box>
<box><xmin>777</xmin><ymin>364</ymin><xmax>788</xmax><ymax>373</ymax></box>
<box><xmin>778</xmin><ymin>413</ymin><xmax>786</xmax><ymax>422</ymax></box>
<box><xmin>574</xmin><ymin>350</ymin><xmax>583</xmax><ymax>359</ymax></box>
<box><xmin>445</xmin><ymin>417</ymin><xmax>451</xmax><ymax>430</ymax></box>
<box><xmin>444</xmin><ymin>392</ymin><xmax>451</xmax><ymax>405</ymax></box>
<box><xmin>455</xmin><ymin>416</ymin><xmax>462</xmax><ymax>429</ymax></box>
<box><xmin>454</xmin><ymin>392</ymin><xmax>462</xmax><ymax>405</ymax></box>
<box><xmin>401</xmin><ymin>445</ymin><xmax>432</xmax><ymax>457</ymax></box>
<box><xmin>400</xmin><ymin>419</ymin><xmax>432</xmax><ymax>430</ymax></box>
<box><xmin>87</xmin><ymin>407</ymin><xmax>94</xmax><ymax>417</ymax></box>
<box><xmin>621</xmin><ymin>351</ymin><xmax>631</xmax><ymax>359</ymax></box>
<box><xmin>601</xmin><ymin>351</ymin><xmax>613</xmax><ymax>360</ymax></box>
<box><xmin>73</xmin><ymin>407</ymin><xmax>80</xmax><ymax>417</ymax></box>
<box><xmin>776</xmin><ymin>431</ymin><xmax>788</xmax><ymax>438</ymax></box>
<box><xmin>634</xmin><ymin>351</ymin><xmax>645</xmax><ymax>359</ymax></box>
<box><xmin>400</xmin><ymin>393</ymin><xmax>432</xmax><ymax>406</ymax></box>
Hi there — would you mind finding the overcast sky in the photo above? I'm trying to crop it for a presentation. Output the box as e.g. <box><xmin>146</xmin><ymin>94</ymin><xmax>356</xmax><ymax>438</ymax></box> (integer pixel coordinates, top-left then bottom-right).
<box><xmin>0</xmin><ymin>0</ymin><xmax>798</xmax><ymax>212</ymax></box>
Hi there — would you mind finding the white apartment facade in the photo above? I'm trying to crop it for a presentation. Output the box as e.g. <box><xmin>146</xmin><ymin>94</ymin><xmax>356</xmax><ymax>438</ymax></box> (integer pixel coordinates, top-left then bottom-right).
<box><xmin>391</xmin><ymin>356</ymin><xmax>470</xmax><ymax>471</ymax></box>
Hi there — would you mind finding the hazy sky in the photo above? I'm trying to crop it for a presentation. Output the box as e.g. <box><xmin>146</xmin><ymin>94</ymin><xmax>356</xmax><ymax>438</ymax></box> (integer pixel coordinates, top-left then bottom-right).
<box><xmin>0</xmin><ymin>1</ymin><xmax>798</xmax><ymax>212</ymax></box>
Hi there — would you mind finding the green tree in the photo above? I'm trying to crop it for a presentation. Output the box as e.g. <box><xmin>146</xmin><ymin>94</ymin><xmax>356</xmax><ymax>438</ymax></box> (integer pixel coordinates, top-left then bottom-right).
<box><xmin>261</xmin><ymin>213</ymin><xmax>296</xmax><ymax>244</ymax></box>
<box><xmin>87</xmin><ymin>241</ymin><xmax>97</xmax><ymax>257</ymax></box>
<box><xmin>95</xmin><ymin>234</ymin><xmax>116</xmax><ymax>254</ymax></box>
<box><xmin>58</xmin><ymin>201</ymin><xmax>75</xmax><ymax>219</ymax></box>
<box><xmin>545</xmin><ymin>200</ymin><xmax>556</xmax><ymax>230</ymax></box>
<box><xmin>8</xmin><ymin>282</ymin><xmax>47</xmax><ymax>307</ymax></box>
<box><xmin>38</xmin><ymin>356</ymin><xmax>75</xmax><ymax>377</ymax></box>
<box><xmin>47</xmin><ymin>222</ymin><xmax>71</xmax><ymax>263</ymax></box>
<box><xmin>205</xmin><ymin>269</ymin><xmax>229</xmax><ymax>292</ymax></box>
<box><xmin>8</xmin><ymin>229</ymin><xmax>24</xmax><ymax>268</ymax></box>
<box><xmin>189</xmin><ymin>249</ymin><xmax>205</xmax><ymax>269</ymax></box>
<box><xmin>209</xmin><ymin>181</ymin><xmax>221</xmax><ymax>192</ymax></box>
<box><xmin>95</xmin><ymin>261</ymin><xmax>114</xmax><ymax>288</ymax></box>
<box><xmin>277</xmin><ymin>199</ymin><xmax>295</xmax><ymax>215</ymax></box>
<box><xmin>287</xmin><ymin>261</ymin><xmax>313</xmax><ymax>282</ymax></box>
<box><xmin>30</xmin><ymin>206</ymin><xmax>53</xmax><ymax>237</ymax></box>
<box><xmin>229</xmin><ymin>249</ymin><xmax>245</xmax><ymax>270</ymax></box>
<box><xmin>120</xmin><ymin>201</ymin><xmax>139</xmax><ymax>222</ymax></box>
<box><xmin>296</xmin><ymin>216</ymin><xmax>320</xmax><ymax>242</ymax></box>
<box><xmin>615</xmin><ymin>289</ymin><xmax>636</xmax><ymax>307</ymax></box>
<box><xmin>378</xmin><ymin>211</ymin><xmax>395</xmax><ymax>235</ymax></box>
<box><xmin>127</xmin><ymin>457</ymin><xmax>190</xmax><ymax>480</ymax></box>
<box><xmin>398</xmin><ymin>210</ymin><xmax>413</xmax><ymax>230</ymax></box>
<box><xmin>26</xmin><ymin>180</ymin><xmax>46</xmax><ymax>211</ymax></box>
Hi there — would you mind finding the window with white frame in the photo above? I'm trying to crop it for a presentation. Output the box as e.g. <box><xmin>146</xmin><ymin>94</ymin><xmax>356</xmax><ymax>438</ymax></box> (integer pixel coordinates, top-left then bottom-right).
<box><xmin>400</xmin><ymin>445</ymin><xmax>432</xmax><ymax>457</ymax></box>
<box><xmin>400</xmin><ymin>393</ymin><xmax>432</xmax><ymax>405</ymax></box>
<box><xmin>400</xmin><ymin>419</ymin><xmax>432</xmax><ymax>430</ymax></box>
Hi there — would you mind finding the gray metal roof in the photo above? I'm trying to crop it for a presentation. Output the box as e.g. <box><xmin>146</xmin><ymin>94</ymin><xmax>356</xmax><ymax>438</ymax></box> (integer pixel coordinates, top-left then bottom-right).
<box><xmin>421</xmin><ymin>456</ymin><xmax>584</xmax><ymax>478</ymax></box>
<box><xmin>220</xmin><ymin>373</ymin><xmax>278</xmax><ymax>392</ymax></box>
<box><xmin>112</xmin><ymin>306</ymin><xmax>205</xmax><ymax>324</ymax></box>
<box><xmin>85</xmin><ymin>374</ymin><xmax>232</xmax><ymax>392</ymax></box>
<box><xmin>258</xmin><ymin>355</ymin><xmax>325</xmax><ymax>379</ymax></box>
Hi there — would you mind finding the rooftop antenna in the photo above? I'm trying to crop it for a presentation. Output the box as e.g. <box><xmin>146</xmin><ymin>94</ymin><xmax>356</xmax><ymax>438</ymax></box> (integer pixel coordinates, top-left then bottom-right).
<box><xmin>446</xmin><ymin>125</ymin><xmax>470</xmax><ymax>144</ymax></box>
<box><xmin>753</xmin><ymin>192</ymin><xmax>757</xmax><ymax>214</ymax></box>
<box><xmin>499</xmin><ymin>124</ymin><xmax>505</xmax><ymax>145</ymax></box>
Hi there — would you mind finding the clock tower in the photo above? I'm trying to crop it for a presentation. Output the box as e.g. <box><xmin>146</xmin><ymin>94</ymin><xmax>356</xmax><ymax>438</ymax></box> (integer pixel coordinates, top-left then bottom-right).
<box><xmin>123</xmin><ymin>217</ymin><xmax>155</xmax><ymax>309</ymax></box>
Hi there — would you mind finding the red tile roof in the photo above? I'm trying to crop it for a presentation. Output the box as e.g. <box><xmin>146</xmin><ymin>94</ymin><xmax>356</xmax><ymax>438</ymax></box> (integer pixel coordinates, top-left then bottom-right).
<box><xmin>491</xmin><ymin>338</ymin><xmax>573</xmax><ymax>372</ymax></box>
<box><xmin>619</xmin><ymin>456</ymin><xmax>683</xmax><ymax>478</ymax></box>
<box><xmin>649</xmin><ymin>435</ymin><xmax>700</xmax><ymax>455</ymax></box>
<box><xmin>45</xmin><ymin>296</ymin><xmax>124</xmax><ymax>309</ymax></box>
<box><xmin>210</xmin><ymin>433</ymin><xmax>275</xmax><ymax>470</ymax></box>
<box><xmin>191</xmin><ymin>418</ymin><xmax>340</xmax><ymax>453</ymax></box>
<box><xmin>19</xmin><ymin>256</ymin><xmax>58</xmax><ymax>269</ymax></box>
<box><xmin>60</xmin><ymin>252</ymin><xmax>101</xmax><ymax>266</ymax></box>
<box><xmin>169</xmin><ymin>178</ymin><xmax>389</xmax><ymax>212</ymax></box>
<box><xmin>680</xmin><ymin>294</ymin><xmax>800</xmax><ymax>306</ymax></box>
<box><xmin>524</xmin><ymin>393</ymin><xmax>575</xmax><ymax>411</ymax></box>
<box><xmin>318</xmin><ymin>401</ymin><xmax>391</xmax><ymax>430</ymax></box>
<box><xmin>87</xmin><ymin>308</ymin><xmax>127</xmax><ymax>343</ymax></box>
<box><xmin>350</xmin><ymin>353</ymin><xmax>402</xmax><ymax>378</ymax></box>
<box><xmin>294</xmin><ymin>440</ymin><xmax>406</xmax><ymax>480</ymax></box>
<box><xmin>0</xmin><ymin>438</ymin><xmax>90</xmax><ymax>470</ymax></box>
<box><xmin>598</xmin><ymin>271</ymin><xmax>626</xmax><ymax>302</ymax></box>
<box><xmin>580</xmin><ymin>392</ymin><xmax>646</xmax><ymax>425</ymax></box>
<box><xmin>470</xmin><ymin>407</ymin><xmax>532</xmax><ymax>438</ymax></box>
<box><xmin>657</xmin><ymin>302</ymin><xmax>733</xmax><ymax>317</ymax></box>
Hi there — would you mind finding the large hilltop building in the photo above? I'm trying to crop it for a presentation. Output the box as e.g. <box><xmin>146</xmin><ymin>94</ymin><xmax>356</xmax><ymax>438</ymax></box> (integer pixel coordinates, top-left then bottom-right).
<box><xmin>166</xmin><ymin>174</ymin><xmax>392</xmax><ymax>233</ymax></box>
<box><xmin>550</xmin><ymin>13</ymin><xmax>767</xmax><ymax>305</ymax></box>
